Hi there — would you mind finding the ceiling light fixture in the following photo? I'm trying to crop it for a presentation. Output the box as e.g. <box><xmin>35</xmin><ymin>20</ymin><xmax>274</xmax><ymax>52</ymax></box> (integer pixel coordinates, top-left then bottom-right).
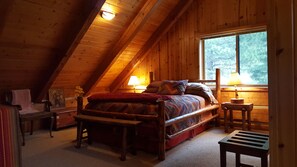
<box><xmin>101</xmin><ymin>10</ymin><xmax>115</xmax><ymax>20</ymax></box>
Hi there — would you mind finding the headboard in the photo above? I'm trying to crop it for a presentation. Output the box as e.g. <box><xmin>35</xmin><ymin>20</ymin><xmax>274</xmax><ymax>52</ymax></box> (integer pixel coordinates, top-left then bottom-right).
<box><xmin>148</xmin><ymin>68</ymin><xmax>221</xmax><ymax>102</ymax></box>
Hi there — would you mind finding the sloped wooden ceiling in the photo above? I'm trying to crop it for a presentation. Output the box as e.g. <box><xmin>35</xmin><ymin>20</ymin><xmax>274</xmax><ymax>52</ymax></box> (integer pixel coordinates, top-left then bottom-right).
<box><xmin>52</xmin><ymin>0</ymin><xmax>191</xmax><ymax>97</ymax></box>
<box><xmin>0</xmin><ymin>0</ymin><xmax>102</xmax><ymax>100</ymax></box>
<box><xmin>0</xmin><ymin>0</ymin><xmax>191</xmax><ymax>101</ymax></box>
<box><xmin>52</xmin><ymin>0</ymin><xmax>162</xmax><ymax>94</ymax></box>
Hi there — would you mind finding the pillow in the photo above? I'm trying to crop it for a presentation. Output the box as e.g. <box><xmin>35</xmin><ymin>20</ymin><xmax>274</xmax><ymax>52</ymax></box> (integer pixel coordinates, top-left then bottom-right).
<box><xmin>147</xmin><ymin>81</ymin><xmax>162</xmax><ymax>88</ymax></box>
<box><xmin>185</xmin><ymin>83</ymin><xmax>218</xmax><ymax>103</ymax></box>
<box><xmin>157</xmin><ymin>80</ymin><xmax>188</xmax><ymax>95</ymax></box>
<box><xmin>142</xmin><ymin>87</ymin><xmax>159</xmax><ymax>93</ymax></box>
<box><xmin>142</xmin><ymin>81</ymin><xmax>162</xmax><ymax>93</ymax></box>
<box><xmin>186</xmin><ymin>83</ymin><xmax>210</xmax><ymax>92</ymax></box>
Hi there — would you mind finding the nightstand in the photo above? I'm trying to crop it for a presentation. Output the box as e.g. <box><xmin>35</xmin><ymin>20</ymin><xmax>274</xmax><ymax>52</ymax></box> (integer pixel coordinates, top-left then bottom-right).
<box><xmin>221</xmin><ymin>102</ymin><xmax>253</xmax><ymax>133</ymax></box>
<box><xmin>51</xmin><ymin>107</ymin><xmax>77</xmax><ymax>130</ymax></box>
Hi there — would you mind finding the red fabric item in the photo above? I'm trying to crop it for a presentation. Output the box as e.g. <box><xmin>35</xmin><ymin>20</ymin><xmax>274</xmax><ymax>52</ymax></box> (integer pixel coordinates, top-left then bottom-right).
<box><xmin>165</xmin><ymin>125</ymin><xmax>207</xmax><ymax>150</ymax></box>
<box><xmin>0</xmin><ymin>105</ymin><xmax>21</xmax><ymax>167</ymax></box>
<box><xmin>87</xmin><ymin>93</ymin><xmax>171</xmax><ymax>103</ymax></box>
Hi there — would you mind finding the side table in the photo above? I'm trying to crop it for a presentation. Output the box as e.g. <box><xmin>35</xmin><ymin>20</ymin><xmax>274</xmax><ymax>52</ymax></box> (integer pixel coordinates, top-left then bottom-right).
<box><xmin>221</xmin><ymin>102</ymin><xmax>253</xmax><ymax>133</ymax></box>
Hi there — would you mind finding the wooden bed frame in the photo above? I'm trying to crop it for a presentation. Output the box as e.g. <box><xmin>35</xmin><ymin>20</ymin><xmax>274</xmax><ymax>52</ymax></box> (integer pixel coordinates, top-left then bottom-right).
<box><xmin>77</xmin><ymin>68</ymin><xmax>221</xmax><ymax>160</ymax></box>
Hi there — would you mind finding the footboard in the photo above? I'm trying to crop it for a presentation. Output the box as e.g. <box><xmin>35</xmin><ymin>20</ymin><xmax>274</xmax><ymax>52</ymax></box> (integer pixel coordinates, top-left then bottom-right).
<box><xmin>77</xmin><ymin>99</ymin><xmax>218</xmax><ymax>160</ymax></box>
<box><xmin>78</xmin><ymin>98</ymin><xmax>166</xmax><ymax>159</ymax></box>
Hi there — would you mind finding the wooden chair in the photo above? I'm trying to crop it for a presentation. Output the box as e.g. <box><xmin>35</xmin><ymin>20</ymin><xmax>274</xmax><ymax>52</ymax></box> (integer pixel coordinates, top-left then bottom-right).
<box><xmin>0</xmin><ymin>104</ymin><xmax>22</xmax><ymax>167</ymax></box>
<box><xmin>5</xmin><ymin>89</ymin><xmax>54</xmax><ymax>146</ymax></box>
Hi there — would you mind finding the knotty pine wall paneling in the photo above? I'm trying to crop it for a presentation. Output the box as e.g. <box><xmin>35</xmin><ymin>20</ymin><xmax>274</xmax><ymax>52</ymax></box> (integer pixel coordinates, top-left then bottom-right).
<box><xmin>268</xmin><ymin>0</ymin><xmax>297</xmax><ymax>166</ymax></box>
<box><xmin>159</xmin><ymin>37</ymin><xmax>169</xmax><ymax>80</ymax></box>
<box><xmin>126</xmin><ymin>0</ymin><xmax>267</xmax><ymax>129</ymax></box>
<box><xmin>129</xmin><ymin>0</ymin><xmax>267</xmax><ymax>80</ymax></box>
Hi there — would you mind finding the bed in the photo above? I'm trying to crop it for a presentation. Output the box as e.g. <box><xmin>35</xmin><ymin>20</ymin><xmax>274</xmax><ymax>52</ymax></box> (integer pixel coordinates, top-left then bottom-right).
<box><xmin>77</xmin><ymin>68</ymin><xmax>221</xmax><ymax>160</ymax></box>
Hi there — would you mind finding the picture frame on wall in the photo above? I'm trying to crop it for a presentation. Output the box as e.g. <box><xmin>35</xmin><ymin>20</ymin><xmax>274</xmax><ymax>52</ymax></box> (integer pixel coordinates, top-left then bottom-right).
<box><xmin>48</xmin><ymin>88</ymin><xmax>65</xmax><ymax>108</ymax></box>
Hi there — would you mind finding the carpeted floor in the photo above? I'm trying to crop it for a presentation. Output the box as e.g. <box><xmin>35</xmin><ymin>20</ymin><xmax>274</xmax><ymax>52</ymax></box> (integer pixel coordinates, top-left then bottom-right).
<box><xmin>22</xmin><ymin>127</ymin><xmax>266</xmax><ymax>167</ymax></box>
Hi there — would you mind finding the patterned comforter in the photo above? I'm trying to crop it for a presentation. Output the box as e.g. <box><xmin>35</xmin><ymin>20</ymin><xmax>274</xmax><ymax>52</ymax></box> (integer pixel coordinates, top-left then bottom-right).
<box><xmin>85</xmin><ymin>93</ymin><xmax>212</xmax><ymax>135</ymax></box>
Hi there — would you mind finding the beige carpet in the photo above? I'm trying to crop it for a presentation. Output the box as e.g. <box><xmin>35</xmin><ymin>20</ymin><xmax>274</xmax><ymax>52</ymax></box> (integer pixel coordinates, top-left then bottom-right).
<box><xmin>22</xmin><ymin>127</ymin><xmax>266</xmax><ymax>167</ymax></box>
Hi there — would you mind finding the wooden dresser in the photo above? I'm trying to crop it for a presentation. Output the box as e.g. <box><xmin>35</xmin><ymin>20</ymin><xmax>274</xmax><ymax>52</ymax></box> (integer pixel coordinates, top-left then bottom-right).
<box><xmin>51</xmin><ymin>107</ymin><xmax>77</xmax><ymax>130</ymax></box>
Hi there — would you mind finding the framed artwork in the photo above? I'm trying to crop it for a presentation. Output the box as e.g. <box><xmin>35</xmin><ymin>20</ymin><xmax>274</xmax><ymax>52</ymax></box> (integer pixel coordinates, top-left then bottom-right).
<box><xmin>48</xmin><ymin>88</ymin><xmax>65</xmax><ymax>108</ymax></box>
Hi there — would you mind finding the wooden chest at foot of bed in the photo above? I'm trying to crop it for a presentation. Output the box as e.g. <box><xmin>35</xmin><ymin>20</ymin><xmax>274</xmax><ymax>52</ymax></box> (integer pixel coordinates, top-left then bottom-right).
<box><xmin>52</xmin><ymin>107</ymin><xmax>77</xmax><ymax>130</ymax></box>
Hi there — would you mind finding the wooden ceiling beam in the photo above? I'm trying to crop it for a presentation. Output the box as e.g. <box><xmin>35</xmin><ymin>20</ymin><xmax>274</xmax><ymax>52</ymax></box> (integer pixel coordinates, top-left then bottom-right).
<box><xmin>35</xmin><ymin>0</ymin><xmax>106</xmax><ymax>101</ymax></box>
<box><xmin>109</xmin><ymin>0</ymin><xmax>194</xmax><ymax>92</ymax></box>
<box><xmin>84</xmin><ymin>0</ymin><xmax>161</xmax><ymax>95</ymax></box>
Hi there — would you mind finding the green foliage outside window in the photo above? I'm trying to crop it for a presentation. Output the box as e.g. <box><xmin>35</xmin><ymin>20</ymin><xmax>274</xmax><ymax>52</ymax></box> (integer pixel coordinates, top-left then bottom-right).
<box><xmin>239</xmin><ymin>32</ymin><xmax>267</xmax><ymax>84</ymax></box>
<box><xmin>203</xmin><ymin>31</ymin><xmax>267</xmax><ymax>85</ymax></box>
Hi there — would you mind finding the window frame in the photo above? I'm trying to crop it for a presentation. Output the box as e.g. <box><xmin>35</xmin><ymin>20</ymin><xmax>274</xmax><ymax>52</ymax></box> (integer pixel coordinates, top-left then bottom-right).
<box><xmin>199</xmin><ymin>25</ymin><xmax>268</xmax><ymax>86</ymax></box>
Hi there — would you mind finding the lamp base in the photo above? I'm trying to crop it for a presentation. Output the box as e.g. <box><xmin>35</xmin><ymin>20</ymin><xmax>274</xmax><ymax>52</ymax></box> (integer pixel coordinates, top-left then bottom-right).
<box><xmin>230</xmin><ymin>98</ymin><xmax>244</xmax><ymax>104</ymax></box>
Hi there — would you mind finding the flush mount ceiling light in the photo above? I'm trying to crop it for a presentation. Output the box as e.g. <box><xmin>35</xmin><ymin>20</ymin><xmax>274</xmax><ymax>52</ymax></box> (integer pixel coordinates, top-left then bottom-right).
<box><xmin>101</xmin><ymin>10</ymin><xmax>115</xmax><ymax>20</ymax></box>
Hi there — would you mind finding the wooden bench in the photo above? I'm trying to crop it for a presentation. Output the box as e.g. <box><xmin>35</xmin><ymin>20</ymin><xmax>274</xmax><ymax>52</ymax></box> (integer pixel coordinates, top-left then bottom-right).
<box><xmin>74</xmin><ymin>114</ymin><xmax>142</xmax><ymax>161</ymax></box>
<box><xmin>218</xmin><ymin>130</ymin><xmax>269</xmax><ymax>167</ymax></box>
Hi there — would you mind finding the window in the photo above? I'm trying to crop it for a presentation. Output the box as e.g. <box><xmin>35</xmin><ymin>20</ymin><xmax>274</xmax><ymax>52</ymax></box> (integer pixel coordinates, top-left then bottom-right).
<box><xmin>201</xmin><ymin>30</ymin><xmax>267</xmax><ymax>85</ymax></box>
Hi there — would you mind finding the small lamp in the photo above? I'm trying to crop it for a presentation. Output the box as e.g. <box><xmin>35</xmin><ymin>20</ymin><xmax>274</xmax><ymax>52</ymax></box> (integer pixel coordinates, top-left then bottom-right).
<box><xmin>128</xmin><ymin>76</ymin><xmax>140</xmax><ymax>93</ymax></box>
<box><xmin>228</xmin><ymin>72</ymin><xmax>244</xmax><ymax>104</ymax></box>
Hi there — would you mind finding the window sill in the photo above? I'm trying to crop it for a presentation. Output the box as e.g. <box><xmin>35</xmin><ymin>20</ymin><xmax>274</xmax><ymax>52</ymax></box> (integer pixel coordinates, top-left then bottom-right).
<box><xmin>221</xmin><ymin>86</ymin><xmax>268</xmax><ymax>92</ymax></box>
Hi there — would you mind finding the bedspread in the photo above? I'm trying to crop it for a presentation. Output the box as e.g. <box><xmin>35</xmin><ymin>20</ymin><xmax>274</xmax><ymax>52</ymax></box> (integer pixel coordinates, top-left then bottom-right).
<box><xmin>165</xmin><ymin>95</ymin><xmax>206</xmax><ymax>134</ymax></box>
<box><xmin>85</xmin><ymin>93</ymin><xmax>210</xmax><ymax>135</ymax></box>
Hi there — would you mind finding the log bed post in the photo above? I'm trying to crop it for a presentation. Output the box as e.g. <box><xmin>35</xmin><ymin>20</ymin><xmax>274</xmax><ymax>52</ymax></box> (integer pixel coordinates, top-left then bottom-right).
<box><xmin>157</xmin><ymin>100</ymin><xmax>165</xmax><ymax>160</ymax></box>
<box><xmin>215</xmin><ymin>68</ymin><xmax>221</xmax><ymax>103</ymax></box>
<box><xmin>149</xmin><ymin>71</ymin><xmax>154</xmax><ymax>83</ymax></box>
<box><xmin>77</xmin><ymin>96</ymin><xmax>83</xmax><ymax>115</ymax></box>
<box><xmin>76</xmin><ymin>96</ymin><xmax>84</xmax><ymax>143</ymax></box>
<box><xmin>215</xmin><ymin>68</ymin><xmax>221</xmax><ymax>126</ymax></box>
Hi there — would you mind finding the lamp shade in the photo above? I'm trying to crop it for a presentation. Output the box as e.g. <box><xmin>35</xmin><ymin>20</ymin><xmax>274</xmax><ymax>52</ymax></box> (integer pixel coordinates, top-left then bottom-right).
<box><xmin>228</xmin><ymin>72</ymin><xmax>242</xmax><ymax>86</ymax></box>
<box><xmin>128</xmin><ymin>76</ymin><xmax>140</xmax><ymax>86</ymax></box>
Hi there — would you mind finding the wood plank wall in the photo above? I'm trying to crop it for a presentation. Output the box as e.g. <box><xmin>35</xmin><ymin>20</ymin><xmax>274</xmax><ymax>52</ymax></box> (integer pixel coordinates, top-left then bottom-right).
<box><xmin>268</xmin><ymin>0</ymin><xmax>297</xmax><ymax>166</ymax></box>
<box><xmin>119</xmin><ymin>0</ymin><xmax>268</xmax><ymax>129</ymax></box>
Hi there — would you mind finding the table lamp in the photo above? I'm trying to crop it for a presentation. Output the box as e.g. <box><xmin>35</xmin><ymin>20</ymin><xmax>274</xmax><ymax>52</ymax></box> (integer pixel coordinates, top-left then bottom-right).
<box><xmin>228</xmin><ymin>72</ymin><xmax>244</xmax><ymax>104</ymax></box>
<box><xmin>128</xmin><ymin>76</ymin><xmax>140</xmax><ymax>93</ymax></box>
